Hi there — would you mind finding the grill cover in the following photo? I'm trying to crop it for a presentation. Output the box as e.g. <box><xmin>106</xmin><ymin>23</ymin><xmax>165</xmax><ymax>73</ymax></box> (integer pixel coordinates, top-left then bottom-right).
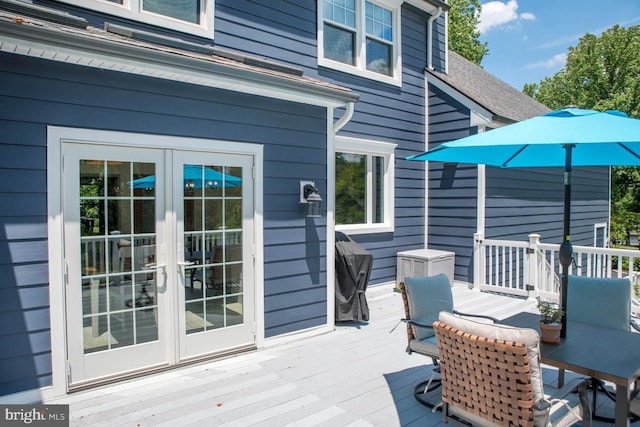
<box><xmin>335</xmin><ymin>232</ymin><xmax>373</xmax><ymax>322</ymax></box>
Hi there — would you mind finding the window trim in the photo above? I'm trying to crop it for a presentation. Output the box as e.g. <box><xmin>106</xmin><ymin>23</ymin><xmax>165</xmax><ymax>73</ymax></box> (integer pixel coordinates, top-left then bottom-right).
<box><xmin>594</xmin><ymin>222</ymin><xmax>608</xmax><ymax>247</ymax></box>
<box><xmin>58</xmin><ymin>0</ymin><xmax>214</xmax><ymax>39</ymax></box>
<box><xmin>318</xmin><ymin>0</ymin><xmax>403</xmax><ymax>87</ymax></box>
<box><xmin>335</xmin><ymin>136</ymin><xmax>396</xmax><ymax>235</ymax></box>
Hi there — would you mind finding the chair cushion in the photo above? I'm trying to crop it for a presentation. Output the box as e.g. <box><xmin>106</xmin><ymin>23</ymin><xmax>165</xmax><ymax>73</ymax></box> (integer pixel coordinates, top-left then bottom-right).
<box><xmin>408</xmin><ymin>334</ymin><xmax>439</xmax><ymax>356</ymax></box>
<box><xmin>438</xmin><ymin>312</ymin><xmax>544</xmax><ymax>404</ymax></box>
<box><xmin>567</xmin><ymin>275</ymin><xmax>631</xmax><ymax>331</ymax></box>
<box><xmin>404</xmin><ymin>274</ymin><xmax>454</xmax><ymax>340</ymax></box>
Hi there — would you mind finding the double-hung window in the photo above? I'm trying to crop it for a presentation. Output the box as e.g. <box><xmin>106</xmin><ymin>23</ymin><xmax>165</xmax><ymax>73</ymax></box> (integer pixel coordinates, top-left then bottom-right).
<box><xmin>319</xmin><ymin>0</ymin><xmax>402</xmax><ymax>86</ymax></box>
<box><xmin>59</xmin><ymin>0</ymin><xmax>214</xmax><ymax>38</ymax></box>
<box><xmin>335</xmin><ymin>137</ymin><xmax>396</xmax><ymax>234</ymax></box>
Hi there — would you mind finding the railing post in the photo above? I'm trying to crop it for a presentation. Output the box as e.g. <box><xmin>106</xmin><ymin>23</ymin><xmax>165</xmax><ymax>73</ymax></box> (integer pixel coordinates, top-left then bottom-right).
<box><xmin>473</xmin><ymin>232</ymin><xmax>484</xmax><ymax>290</ymax></box>
<box><xmin>527</xmin><ymin>233</ymin><xmax>541</xmax><ymax>299</ymax></box>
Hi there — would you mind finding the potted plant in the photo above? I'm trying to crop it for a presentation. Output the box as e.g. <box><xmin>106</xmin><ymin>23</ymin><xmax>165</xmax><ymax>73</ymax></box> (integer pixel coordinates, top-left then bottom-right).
<box><xmin>537</xmin><ymin>299</ymin><xmax>564</xmax><ymax>344</ymax></box>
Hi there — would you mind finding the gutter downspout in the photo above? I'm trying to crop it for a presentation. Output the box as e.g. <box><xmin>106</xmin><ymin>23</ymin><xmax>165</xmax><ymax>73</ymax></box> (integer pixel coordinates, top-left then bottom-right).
<box><xmin>426</xmin><ymin>7</ymin><xmax>443</xmax><ymax>71</ymax></box>
<box><xmin>333</xmin><ymin>101</ymin><xmax>355</xmax><ymax>133</ymax></box>
<box><xmin>327</xmin><ymin>101</ymin><xmax>356</xmax><ymax>329</ymax></box>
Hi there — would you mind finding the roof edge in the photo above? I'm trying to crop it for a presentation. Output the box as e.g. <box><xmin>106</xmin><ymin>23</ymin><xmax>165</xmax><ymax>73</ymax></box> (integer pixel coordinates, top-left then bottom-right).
<box><xmin>0</xmin><ymin>15</ymin><xmax>359</xmax><ymax>107</ymax></box>
<box><xmin>426</xmin><ymin>68</ymin><xmax>495</xmax><ymax>124</ymax></box>
<box><xmin>404</xmin><ymin>0</ymin><xmax>450</xmax><ymax>13</ymax></box>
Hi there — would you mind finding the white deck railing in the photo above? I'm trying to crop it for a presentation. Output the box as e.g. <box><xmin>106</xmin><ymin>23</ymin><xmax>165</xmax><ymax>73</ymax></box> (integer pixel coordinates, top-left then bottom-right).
<box><xmin>473</xmin><ymin>232</ymin><xmax>640</xmax><ymax>314</ymax></box>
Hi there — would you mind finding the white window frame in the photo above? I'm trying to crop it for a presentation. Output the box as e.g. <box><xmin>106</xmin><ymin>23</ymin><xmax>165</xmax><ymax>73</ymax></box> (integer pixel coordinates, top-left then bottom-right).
<box><xmin>58</xmin><ymin>0</ymin><xmax>214</xmax><ymax>39</ymax></box>
<box><xmin>594</xmin><ymin>222</ymin><xmax>608</xmax><ymax>247</ymax></box>
<box><xmin>335</xmin><ymin>136</ymin><xmax>396</xmax><ymax>234</ymax></box>
<box><xmin>318</xmin><ymin>0</ymin><xmax>403</xmax><ymax>87</ymax></box>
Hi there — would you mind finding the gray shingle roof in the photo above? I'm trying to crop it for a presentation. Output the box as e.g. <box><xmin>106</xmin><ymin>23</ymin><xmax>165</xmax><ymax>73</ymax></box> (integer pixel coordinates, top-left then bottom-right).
<box><xmin>427</xmin><ymin>50</ymin><xmax>550</xmax><ymax>123</ymax></box>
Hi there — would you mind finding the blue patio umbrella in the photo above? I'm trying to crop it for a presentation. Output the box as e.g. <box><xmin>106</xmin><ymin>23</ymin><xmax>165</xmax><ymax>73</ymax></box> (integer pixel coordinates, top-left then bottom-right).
<box><xmin>130</xmin><ymin>164</ymin><xmax>241</xmax><ymax>189</ymax></box>
<box><xmin>408</xmin><ymin>108</ymin><xmax>640</xmax><ymax>337</ymax></box>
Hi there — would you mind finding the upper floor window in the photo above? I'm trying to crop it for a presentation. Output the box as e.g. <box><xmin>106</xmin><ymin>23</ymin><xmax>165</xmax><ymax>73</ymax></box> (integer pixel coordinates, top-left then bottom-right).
<box><xmin>319</xmin><ymin>0</ymin><xmax>402</xmax><ymax>86</ymax></box>
<box><xmin>59</xmin><ymin>0</ymin><xmax>214</xmax><ymax>38</ymax></box>
<box><xmin>335</xmin><ymin>137</ymin><xmax>396</xmax><ymax>234</ymax></box>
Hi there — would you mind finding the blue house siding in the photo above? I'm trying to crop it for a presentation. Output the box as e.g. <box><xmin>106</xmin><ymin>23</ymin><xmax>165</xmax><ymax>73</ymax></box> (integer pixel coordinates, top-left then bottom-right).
<box><xmin>426</xmin><ymin>85</ymin><xmax>479</xmax><ymax>281</ymax></box>
<box><xmin>336</xmin><ymin>5</ymin><xmax>432</xmax><ymax>284</ymax></box>
<box><xmin>214</xmin><ymin>1</ymin><xmax>440</xmax><ymax>286</ymax></box>
<box><xmin>427</xmin><ymin>85</ymin><xmax>610</xmax><ymax>282</ymax></box>
<box><xmin>28</xmin><ymin>1</ymin><xmax>452</xmax><ymax>291</ymax></box>
<box><xmin>0</xmin><ymin>51</ymin><xmax>331</xmax><ymax>395</ymax></box>
<box><xmin>485</xmin><ymin>167</ymin><xmax>610</xmax><ymax>247</ymax></box>
<box><xmin>431</xmin><ymin>14</ymin><xmax>447</xmax><ymax>72</ymax></box>
<box><xmin>0</xmin><ymin>108</ymin><xmax>51</xmax><ymax>395</ymax></box>
<box><xmin>215</xmin><ymin>1</ymin><xmax>317</xmax><ymax>70</ymax></box>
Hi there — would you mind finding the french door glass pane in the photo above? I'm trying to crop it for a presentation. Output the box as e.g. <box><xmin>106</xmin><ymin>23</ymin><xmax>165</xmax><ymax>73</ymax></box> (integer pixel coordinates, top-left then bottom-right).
<box><xmin>324</xmin><ymin>23</ymin><xmax>356</xmax><ymax>65</ymax></box>
<box><xmin>79</xmin><ymin>160</ymin><xmax>158</xmax><ymax>354</ymax></box>
<box><xmin>183</xmin><ymin>164</ymin><xmax>244</xmax><ymax>334</ymax></box>
<box><xmin>143</xmin><ymin>0</ymin><xmax>200</xmax><ymax>24</ymax></box>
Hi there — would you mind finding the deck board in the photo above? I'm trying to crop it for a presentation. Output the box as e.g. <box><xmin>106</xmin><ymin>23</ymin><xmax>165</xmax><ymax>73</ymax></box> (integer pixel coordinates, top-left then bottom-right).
<box><xmin>46</xmin><ymin>283</ymin><xmax>616</xmax><ymax>426</ymax></box>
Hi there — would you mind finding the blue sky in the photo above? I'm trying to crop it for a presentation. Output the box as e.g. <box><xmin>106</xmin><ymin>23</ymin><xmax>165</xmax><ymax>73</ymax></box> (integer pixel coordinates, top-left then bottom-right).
<box><xmin>477</xmin><ymin>0</ymin><xmax>640</xmax><ymax>91</ymax></box>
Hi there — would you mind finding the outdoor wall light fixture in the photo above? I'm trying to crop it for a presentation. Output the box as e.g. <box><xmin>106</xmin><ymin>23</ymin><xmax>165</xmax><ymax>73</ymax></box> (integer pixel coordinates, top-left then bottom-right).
<box><xmin>300</xmin><ymin>181</ymin><xmax>322</xmax><ymax>218</ymax></box>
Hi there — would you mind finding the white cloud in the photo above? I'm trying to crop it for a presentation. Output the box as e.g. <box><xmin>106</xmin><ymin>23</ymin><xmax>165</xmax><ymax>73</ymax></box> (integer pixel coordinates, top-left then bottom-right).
<box><xmin>523</xmin><ymin>53</ymin><xmax>567</xmax><ymax>70</ymax></box>
<box><xmin>520</xmin><ymin>12</ymin><xmax>536</xmax><ymax>21</ymax></box>
<box><xmin>478</xmin><ymin>0</ymin><xmax>536</xmax><ymax>34</ymax></box>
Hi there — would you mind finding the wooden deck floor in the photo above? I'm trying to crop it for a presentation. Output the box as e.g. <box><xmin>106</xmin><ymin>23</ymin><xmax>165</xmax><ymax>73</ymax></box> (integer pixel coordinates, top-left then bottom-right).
<box><xmin>47</xmin><ymin>283</ymin><xmax>617</xmax><ymax>426</ymax></box>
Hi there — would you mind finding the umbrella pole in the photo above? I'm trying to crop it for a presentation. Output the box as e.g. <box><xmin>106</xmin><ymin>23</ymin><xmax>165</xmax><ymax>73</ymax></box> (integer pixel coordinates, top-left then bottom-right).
<box><xmin>559</xmin><ymin>144</ymin><xmax>575</xmax><ymax>338</ymax></box>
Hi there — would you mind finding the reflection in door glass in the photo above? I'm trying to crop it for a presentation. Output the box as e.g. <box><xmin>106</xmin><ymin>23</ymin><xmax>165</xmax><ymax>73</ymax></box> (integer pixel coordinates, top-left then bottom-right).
<box><xmin>183</xmin><ymin>164</ymin><xmax>244</xmax><ymax>334</ymax></box>
<box><xmin>79</xmin><ymin>160</ymin><xmax>159</xmax><ymax>353</ymax></box>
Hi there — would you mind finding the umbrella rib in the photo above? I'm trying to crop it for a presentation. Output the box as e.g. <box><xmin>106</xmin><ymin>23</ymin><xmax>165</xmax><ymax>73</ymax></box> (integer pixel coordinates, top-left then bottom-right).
<box><xmin>618</xmin><ymin>143</ymin><xmax>640</xmax><ymax>161</ymax></box>
<box><xmin>501</xmin><ymin>145</ymin><xmax>528</xmax><ymax>167</ymax></box>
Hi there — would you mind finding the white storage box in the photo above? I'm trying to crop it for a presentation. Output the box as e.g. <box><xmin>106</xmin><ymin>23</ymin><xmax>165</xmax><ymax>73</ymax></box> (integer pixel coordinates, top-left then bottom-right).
<box><xmin>396</xmin><ymin>249</ymin><xmax>455</xmax><ymax>285</ymax></box>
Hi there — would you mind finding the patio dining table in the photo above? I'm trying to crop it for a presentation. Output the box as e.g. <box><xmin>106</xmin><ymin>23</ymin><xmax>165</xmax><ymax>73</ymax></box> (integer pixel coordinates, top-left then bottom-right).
<box><xmin>504</xmin><ymin>311</ymin><xmax>640</xmax><ymax>427</ymax></box>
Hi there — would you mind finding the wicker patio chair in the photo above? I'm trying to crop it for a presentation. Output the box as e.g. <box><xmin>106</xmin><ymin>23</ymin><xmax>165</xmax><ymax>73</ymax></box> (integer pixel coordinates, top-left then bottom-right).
<box><xmin>434</xmin><ymin>311</ymin><xmax>591</xmax><ymax>427</ymax></box>
<box><xmin>398</xmin><ymin>273</ymin><xmax>497</xmax><ymax>409</ymax></box>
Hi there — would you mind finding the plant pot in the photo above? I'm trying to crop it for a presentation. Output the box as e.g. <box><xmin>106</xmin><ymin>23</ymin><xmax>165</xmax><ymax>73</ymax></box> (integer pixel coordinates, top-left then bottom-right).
<box><xmin>539</xmin><ymin>322</ymin><xmax>562</xmax><ymax>344</ymax></box>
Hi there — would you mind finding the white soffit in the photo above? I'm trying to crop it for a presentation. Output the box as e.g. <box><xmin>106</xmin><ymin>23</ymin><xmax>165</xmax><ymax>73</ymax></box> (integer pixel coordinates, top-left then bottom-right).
<box><xmin>404</xmin><ymin>0</ymin><xmax>447</xmax><ymax>14</ymax></box>
<box><xmin>0</xmin><ymin>16</ymin><xmax>358</xmax><ymax>108</ymax></box>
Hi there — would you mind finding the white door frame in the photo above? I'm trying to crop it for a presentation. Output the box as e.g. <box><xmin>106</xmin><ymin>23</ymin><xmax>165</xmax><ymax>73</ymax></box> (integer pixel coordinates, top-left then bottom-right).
<box><xmin>46</xmin><ymin>126</ymin><xmax>264</xmax><ymax>398</ymax></box>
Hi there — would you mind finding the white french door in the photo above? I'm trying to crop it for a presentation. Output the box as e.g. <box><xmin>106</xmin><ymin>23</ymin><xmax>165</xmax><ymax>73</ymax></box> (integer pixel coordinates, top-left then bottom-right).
<box><xmin>174</xmin><ymin>151</ymin><xmax>255</xmax><ymax>360</ymax></box>
<box><xmin>63</xmin><ymin>143</ymin><xmax>255</xmax><ymax>387</ymax></box>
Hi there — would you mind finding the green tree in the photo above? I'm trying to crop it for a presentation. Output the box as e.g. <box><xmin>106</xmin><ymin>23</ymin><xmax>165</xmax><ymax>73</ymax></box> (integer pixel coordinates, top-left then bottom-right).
<box><xmin>526</xmin><ymin>25</ymin><xmax>640</xmax><ymax>245</ymax></box>
<box><xmin>611</xmin><ymin>166</ymin><xmax>640</xmax><ymax>244</ymax></box>
<box><xmin>448</xmin><ymin>0</ymin><xmax>488</xmax><ymax>65</ymax></box>
<box><xmin>527</xmin><ymin>25</ymin><xmax>640</xmax><ymax>115</ymax></box>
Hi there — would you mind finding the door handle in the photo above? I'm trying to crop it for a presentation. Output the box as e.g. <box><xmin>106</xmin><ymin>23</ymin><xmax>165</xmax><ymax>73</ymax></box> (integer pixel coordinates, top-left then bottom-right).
<box><xmin>177</xmin><ymin>260</ymin><xmax>195</xmax><ymax>276</ymax></box>
<box><xmin>145</xmin><ymin>262</ymin><xmax>167</xmax><ymax>271</ymax></box>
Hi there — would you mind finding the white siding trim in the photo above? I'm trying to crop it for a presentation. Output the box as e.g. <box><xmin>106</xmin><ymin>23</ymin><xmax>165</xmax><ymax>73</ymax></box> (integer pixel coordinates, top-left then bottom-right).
<box><xmin>46</xmin><ymin>126</ymin><xmax>67</xmax><ymax>400</ymax></box>
<box><xmin>327</xmin><ymin>108</ymin><xmax>337</xmax><ymax>328</ymax></box>
<box><xmin>424</xmin><ymin>79</ymin><xmax>430</xmax><ymax>247</ymax></box>
<box><xmin>476</xmin><ymin>128</ymin><xmax>486</xmax><ymax>237</ymax></box>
